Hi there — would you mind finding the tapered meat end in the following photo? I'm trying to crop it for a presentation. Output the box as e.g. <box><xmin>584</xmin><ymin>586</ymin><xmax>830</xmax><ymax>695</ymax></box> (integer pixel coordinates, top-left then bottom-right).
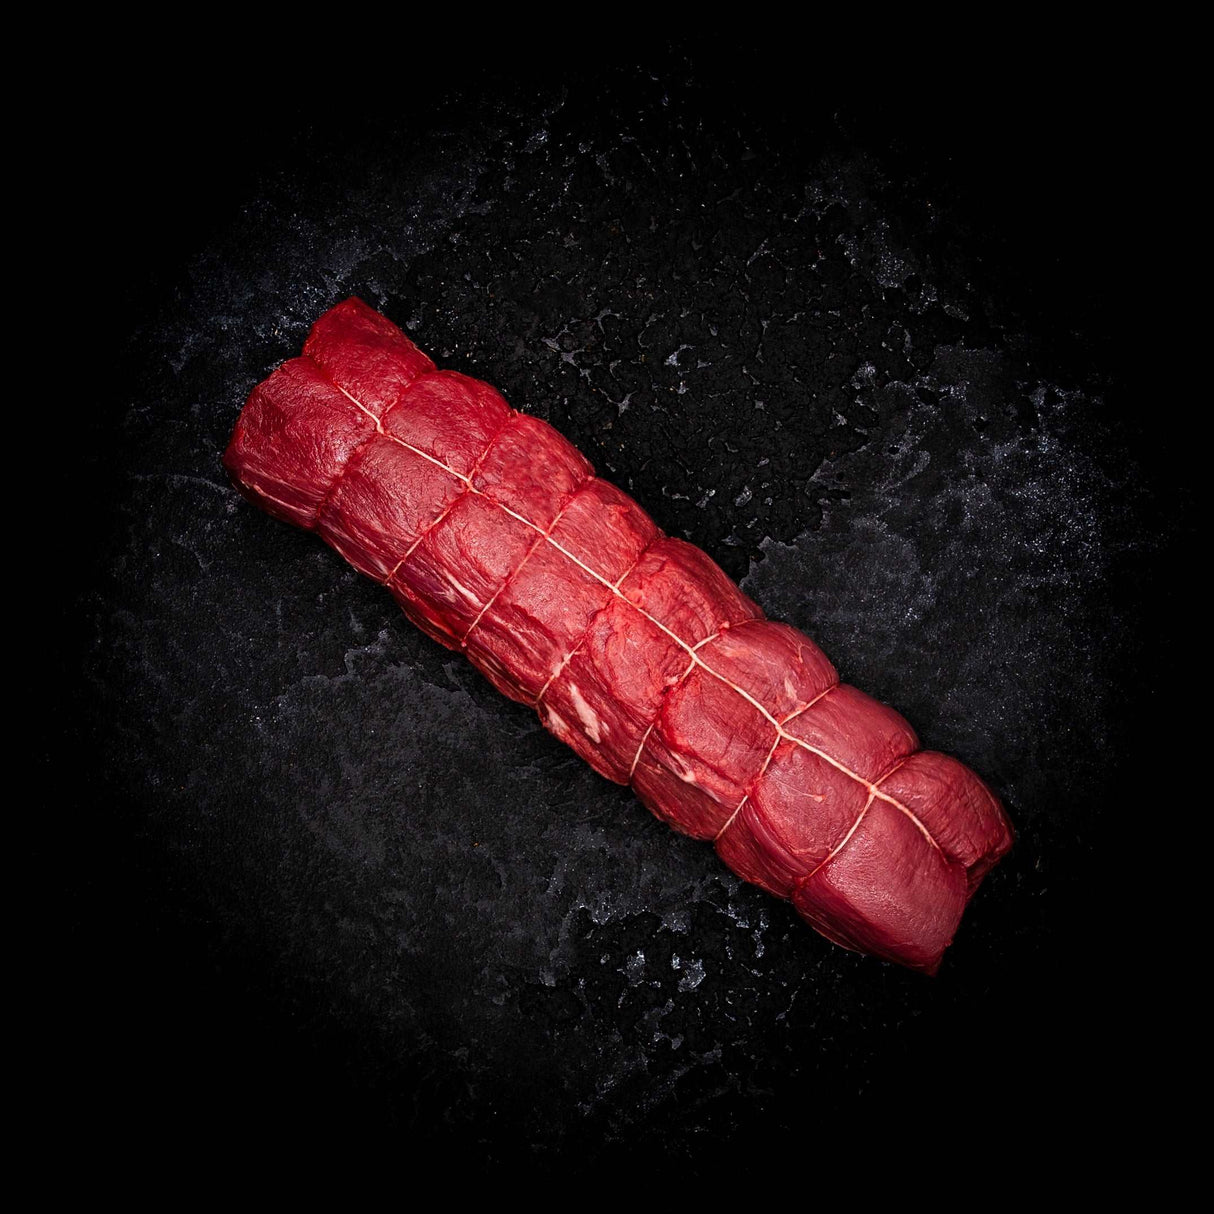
<box><xmin>792</xmin><ymin>798</ymin><xmax>970</xmax><ymax>975</ymax></box>
<box><xmin>304</xmin><ymin>296</ymin><xmax>435</xmax><ymax>418</ymax></box>
<box><xmin>876</xmin><ymin>751</ymin><xmax>1013</xmax><ymax>890</ymax></box>
<box><xmin>223</xmin><ymin>357</ymin><xmax>376</xmax><ymax>529</ymax></box>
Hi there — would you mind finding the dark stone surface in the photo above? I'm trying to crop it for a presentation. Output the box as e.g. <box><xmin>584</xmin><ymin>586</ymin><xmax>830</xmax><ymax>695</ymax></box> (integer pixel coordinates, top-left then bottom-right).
<box><xmin>50</xmin><ymin>51</ymin><xmax>1180</xmax><ymax>1171</ymax></box>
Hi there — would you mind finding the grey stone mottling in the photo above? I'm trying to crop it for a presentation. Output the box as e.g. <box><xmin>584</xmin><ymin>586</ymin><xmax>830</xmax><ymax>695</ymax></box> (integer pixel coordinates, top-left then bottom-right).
<box><xmin>60</xmin><ymin>57</ymin><xmax>1168</xmax><ymax>1171</ymax></box>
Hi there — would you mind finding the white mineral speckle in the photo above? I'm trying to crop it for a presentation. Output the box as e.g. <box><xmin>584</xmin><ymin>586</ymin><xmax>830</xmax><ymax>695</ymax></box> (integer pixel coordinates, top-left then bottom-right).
<box><xmin>677</xmin><ymin>957</ymin><xmax>706</xmax><ymax>992</ymax></box>
<box><xmin>625</xmin><ymin>950</ymin><xmax>646</xmax><ymax>985</ymax></box>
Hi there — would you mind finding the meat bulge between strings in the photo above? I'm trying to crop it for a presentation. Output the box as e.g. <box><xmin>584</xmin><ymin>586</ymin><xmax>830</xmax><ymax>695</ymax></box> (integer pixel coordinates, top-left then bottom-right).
<box><xmin>224</xmin><ymin>297</ymin><xmax>1014</xmax><ymax>974</ymax></box>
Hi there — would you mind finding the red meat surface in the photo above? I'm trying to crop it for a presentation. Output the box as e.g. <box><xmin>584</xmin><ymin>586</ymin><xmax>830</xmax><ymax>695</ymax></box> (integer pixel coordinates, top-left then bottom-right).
<box><xmin>225</xmin><ymin>298</ymin><xmax>1013</xmax><ymax>973</ymax></box>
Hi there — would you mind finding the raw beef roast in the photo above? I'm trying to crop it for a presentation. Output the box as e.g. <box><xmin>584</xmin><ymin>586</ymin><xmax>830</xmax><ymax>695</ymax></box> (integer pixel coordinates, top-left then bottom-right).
<box><xmin>225</xmin><ymin>298</ymin><xmax>1012</xmax><ymax>973</ymax></box>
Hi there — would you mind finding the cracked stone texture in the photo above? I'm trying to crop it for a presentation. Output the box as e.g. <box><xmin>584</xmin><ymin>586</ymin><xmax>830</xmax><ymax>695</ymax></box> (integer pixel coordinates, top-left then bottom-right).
<box><xmin>56</xmin><ymin>53</ymin><xmax>1175</xmax><ymax>1172</ymax></box>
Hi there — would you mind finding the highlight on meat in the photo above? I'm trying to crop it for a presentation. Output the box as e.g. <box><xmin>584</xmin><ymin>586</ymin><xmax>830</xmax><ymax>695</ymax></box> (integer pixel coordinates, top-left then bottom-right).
<box><xmin>224</xmin><ymin>298</ymin><xmax>1013</xmax><ymax>974</ymax></box>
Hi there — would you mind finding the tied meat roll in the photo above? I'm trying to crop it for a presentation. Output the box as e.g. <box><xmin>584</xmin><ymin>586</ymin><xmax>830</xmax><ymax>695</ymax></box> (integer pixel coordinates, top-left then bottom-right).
<box><xmin>225</xmin><ymin>298</ymin><xmax>1012</xmax><ymax>973</ymax></box>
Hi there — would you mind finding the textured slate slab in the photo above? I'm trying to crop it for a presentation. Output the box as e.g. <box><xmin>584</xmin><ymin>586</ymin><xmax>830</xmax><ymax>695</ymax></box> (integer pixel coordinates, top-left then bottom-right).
<box><xmin>55</xmin><ymin>53</ymin><xmax>1171</xmax><ymax>1172</ymax></box>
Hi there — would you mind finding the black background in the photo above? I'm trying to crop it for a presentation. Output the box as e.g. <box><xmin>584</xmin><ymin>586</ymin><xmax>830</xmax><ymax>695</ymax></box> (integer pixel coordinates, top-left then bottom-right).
<box><xmin>45</xmin><ymin>45</ymin><xmax>1179</xmax><ymax>1171</ymax></box>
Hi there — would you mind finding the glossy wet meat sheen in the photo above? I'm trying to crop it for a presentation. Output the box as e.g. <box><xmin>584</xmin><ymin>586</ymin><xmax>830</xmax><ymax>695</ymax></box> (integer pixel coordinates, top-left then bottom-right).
<box><xmin>224</xmin><ymin>298</ymin><xmax>1013</xmax><ymax>973</ymax></box>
